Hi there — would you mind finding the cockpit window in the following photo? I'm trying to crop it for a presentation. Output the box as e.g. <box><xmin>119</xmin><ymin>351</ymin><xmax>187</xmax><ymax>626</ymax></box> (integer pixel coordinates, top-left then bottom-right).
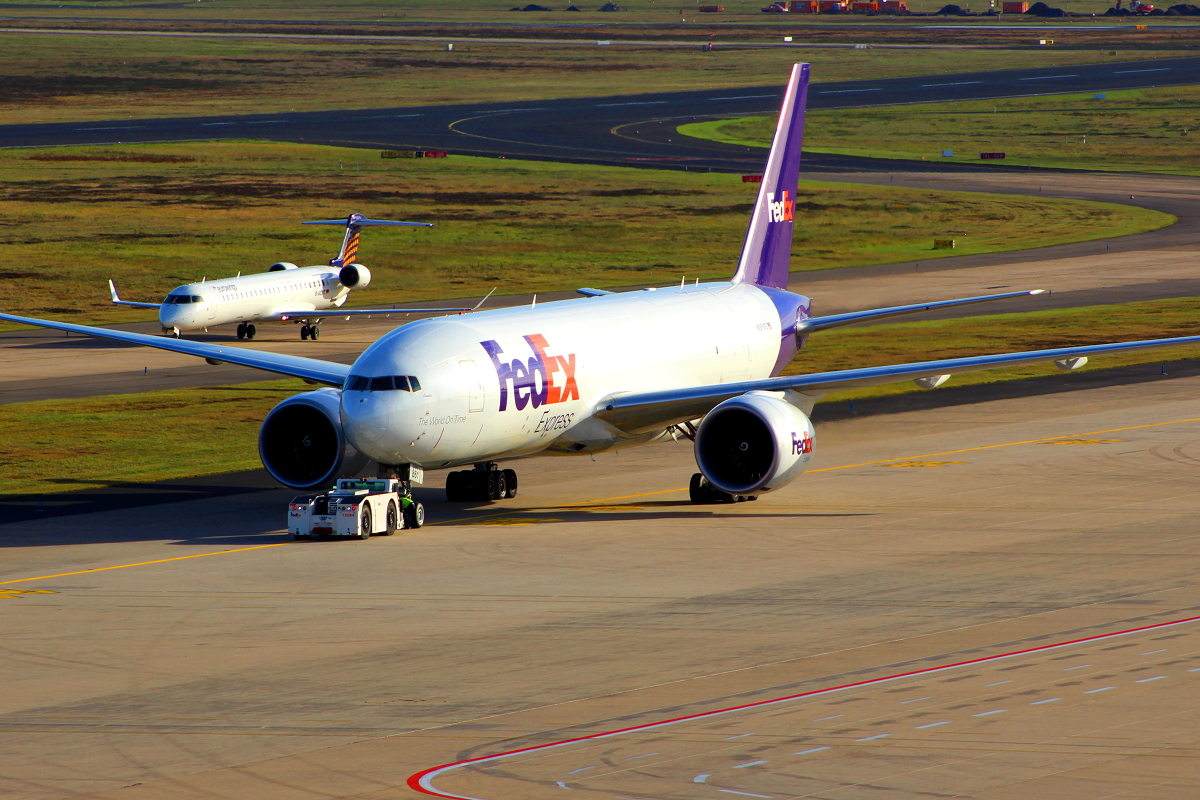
<box><xmin>344</xmin><ymin>374</ymin><xmax>420</xmax><ymax>392</ymax></box>
<box><xmin>192</xmin><ymin>295</ymin><xmax>205</xmax><ymax>303</ymax></box>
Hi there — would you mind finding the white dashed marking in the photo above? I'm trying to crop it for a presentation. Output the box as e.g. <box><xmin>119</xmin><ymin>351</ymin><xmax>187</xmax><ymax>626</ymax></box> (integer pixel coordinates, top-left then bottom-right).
<box><xmin>795</xmin><ymin>747</ymin><xmax>830</xmax><ymax>755</ymax></box>
<box><xmin>1136</xmin><ymin>676</ymin><xmax>1167</xmax><ymax>683</ymax></box>
<box><xmin>626</xmin><ymin>753</ymin><xmax>658</xmax><ymax>760</ymax></box>
<box><xmin>567</xmin><ymin>766</ymin><xmax>594</xmax><ymax>774</ymax></box>
<box><xmin>900</xmin><ymin>697</ymin><xmax>930</xmax><ymax>704</ymax></box>
<box><xmin>857</xmin><ymin>734</ymin><xmax>891</xmax><ymax>741</ymax></box>
<box><xmin>1085</xmin><ymin>687</ymin><xmax>1114</xmax><ymax>694</ymax></box>
<box><xmin>985</xmin><ymin>681</ymin><xmax>1011</xmax><ymax>687</ymax></box>
<box><xmin>814</xmin><ymin>715</ymin><xmax>843</xmax><ymax>721</ymax></box>
<box><xmin>1030</xmin><ymin>698</ymin><xmax>1061</xmax><ymax>705</ymax></box>
<box><xmin>1063</xmin><ymin>665</ymin><xmax>1090</xmax><ymax>671</ymax></box>
<box><xmin>693</xmin><ymin>774</ymin><xmax>710</xmax><ymax>784</ymax></box>
<box><xmin>722</xmin><ymin>732</ymin><xmax>755</xmax><ymax>740</ymax></box>
<box><xmin>916</xmin><ymin>721</ymin><xmax>950</xmax><ymax>729</ymax></box>
<box><xmin>734</xmin><ymin>760</ymin><xmax>769</xmax><ymax>769</ymax></box>
<box><xmin>973</xmin><ymin>709</ymin><xmax>1007</xmax><ymax>717</ymax></box>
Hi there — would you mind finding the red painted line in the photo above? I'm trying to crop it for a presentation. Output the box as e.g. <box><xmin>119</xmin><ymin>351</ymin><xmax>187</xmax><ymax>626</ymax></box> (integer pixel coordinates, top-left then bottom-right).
<box><xmin>407</xmin><ymin>613</ymin><xmax>1200</xmax><ymax>799</ymax></box>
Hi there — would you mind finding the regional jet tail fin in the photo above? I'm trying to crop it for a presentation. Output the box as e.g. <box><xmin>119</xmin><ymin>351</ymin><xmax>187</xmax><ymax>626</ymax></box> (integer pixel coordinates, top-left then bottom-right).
<box><xmin>108</xmin><ymin>280</ymin><xmax>162</xmax><ymax>309</ymax></box>
<box><xmin>303</xmin><ymin>213</ymin><xmax>434</xmax><ymax>269</ymax></box>
<box><xmin>730</xmin><ymin>62</ymin><xmax>809</xmax><ymax>293</ymax></box>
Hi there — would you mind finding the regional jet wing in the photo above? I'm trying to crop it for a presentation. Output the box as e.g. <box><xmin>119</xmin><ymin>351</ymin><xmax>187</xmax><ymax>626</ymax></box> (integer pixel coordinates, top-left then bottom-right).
<box><xmin>0</xmin><ymin>311</ymin><xmax>349</xmax><ymax>386</ymax></box>
<box><xmin>108</xmin><ymin>280</ymin><xmax>162</xmax><ymax>309</ymax></box>
<box><xmin>797</xmin><ymin>290</ymin><xmax>1046</xmax><ymax>333</ymax></box>
<box><xmin>596</xmin><ymin>334</ymin><xmax>1200</xmax><ymax>435</ymax></box>
<box><xmin>273</xmin><ymin>288</ymin><xmax>497</xmax><ymax>319</ymax></box>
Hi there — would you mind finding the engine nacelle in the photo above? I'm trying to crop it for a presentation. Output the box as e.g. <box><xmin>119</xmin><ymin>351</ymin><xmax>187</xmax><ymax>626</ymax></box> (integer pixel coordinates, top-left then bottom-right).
<box><xmin>258</xmin><ymin>388</ymin><xmax>370</xmax><ymax>490</ymax></box>
<box><xmin>338</xmin><ymin>264</ymin><xmax>371</xmax><ymax>289</ymax></box>
<box><xmin>694</xmin><ymin>391</ymin><xmax>815</xmax><ymax>496</ymax></box>
<box><xmin>268</xmin><ymin>262</ymin><xmax>299</xmax><ymax>272</ymax></box>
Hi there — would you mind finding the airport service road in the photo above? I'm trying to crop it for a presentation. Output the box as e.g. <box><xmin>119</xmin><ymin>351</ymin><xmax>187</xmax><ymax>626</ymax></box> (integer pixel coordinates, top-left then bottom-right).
<box><xmin>2</xmin><ymin>374</ymin><xmax>1200</xmax><ymax>799</ymax></box>
<box><xmin>1</xmin><ymin>57</ymin><xmax>1199</xmax><ymax>168</ymax></box>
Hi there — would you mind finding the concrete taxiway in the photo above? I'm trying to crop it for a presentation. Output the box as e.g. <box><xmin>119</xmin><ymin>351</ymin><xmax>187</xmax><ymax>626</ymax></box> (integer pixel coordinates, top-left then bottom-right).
<box><xmin>2</xmin><ymin>367</ymin><xmax>1199</xmax><ymax>799</ymax></box>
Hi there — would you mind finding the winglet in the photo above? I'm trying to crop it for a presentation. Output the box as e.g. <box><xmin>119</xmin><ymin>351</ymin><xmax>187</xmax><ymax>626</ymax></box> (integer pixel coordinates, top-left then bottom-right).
<box><xmin>731</xmin><ymin>63</ymin><xmax>809</xmax><ymax>292</ymax></box>
<box><xmin>108</xmin><ymin>279</ymin><xmax>120</xmax><ymax>304</ymax></box>
<box><xmin>472</xmin><ymin>288</ymin><xmax>497</xmax><ymax>311</ymax></box>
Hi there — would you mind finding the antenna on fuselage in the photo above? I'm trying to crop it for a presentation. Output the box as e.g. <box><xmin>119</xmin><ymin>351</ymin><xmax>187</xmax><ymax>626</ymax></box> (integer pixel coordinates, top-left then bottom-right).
<box><xmin>531</xmin><ymin>294</ymin><xmax>537</xmax><ymax>309</ymax></box>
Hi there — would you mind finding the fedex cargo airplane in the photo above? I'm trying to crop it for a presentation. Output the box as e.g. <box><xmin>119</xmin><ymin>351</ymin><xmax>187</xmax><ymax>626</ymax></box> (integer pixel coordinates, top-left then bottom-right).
<box><xmin>108</xmin><ymin>215</ymin><xmax>481</xmax><ymax>340</ymax></box>
<box><xmin>4</xmin><ymin>63</ymin><xmax>1198</xmax><ymax>505</ymax></box>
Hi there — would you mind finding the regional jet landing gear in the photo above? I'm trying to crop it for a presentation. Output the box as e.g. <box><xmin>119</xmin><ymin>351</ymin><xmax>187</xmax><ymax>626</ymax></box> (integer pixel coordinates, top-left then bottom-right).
<box><xmin>236</xmin><ymin>323</ymin><xmax>257</xmax><ymax>341</ymax></box>
<box><xmin>689</xmin><ymin>473</ymin><xmax>758</xmax><ymax>505</ymax></box>
<box><xmin>162</xmin><ymin>326</ymin><xmax>181</xmax><ymax>338</ymax></box>
<box><xmin>445</xmin><ymin>462</ymin><xmax>518</xmax><ymax>503</ymax></box>
<box><xmin>299</xmin><ymin>322</ymin><xmax>321</xmax><ymax>341</ymax></box>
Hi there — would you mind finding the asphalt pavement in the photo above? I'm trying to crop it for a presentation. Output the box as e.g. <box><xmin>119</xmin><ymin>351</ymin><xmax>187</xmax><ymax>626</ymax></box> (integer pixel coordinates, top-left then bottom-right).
<box><xmin>2</xmin><ymin>57</ymin><xmax>1199</xmax><ymax>173</ymax></box>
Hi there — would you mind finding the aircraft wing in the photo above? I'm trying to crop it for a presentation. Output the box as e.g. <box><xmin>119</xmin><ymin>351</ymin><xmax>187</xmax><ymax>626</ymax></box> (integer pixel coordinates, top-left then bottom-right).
<box><xmin>0</xmin><ymin>312</ymin><xmax>349</xmax><ymax>386</ymax></box>
<box><xmin>108</xmin><ymin>280</ymin><xmax>162</xmax><ymax>309</ymax></box>
<box><xmin>596</xmin><ymin>334</ymin><xmax>1200</xmax><ymax>435</ymax></box>
<box><xmin>798</xmin><ymin>290</ymin><xmax>1046</xmax><ymax>333</ymax></box>
<box><xmin>275</xmin><ymin>305</ymin><xmax>475</xmax><ymax>319</ymax></box>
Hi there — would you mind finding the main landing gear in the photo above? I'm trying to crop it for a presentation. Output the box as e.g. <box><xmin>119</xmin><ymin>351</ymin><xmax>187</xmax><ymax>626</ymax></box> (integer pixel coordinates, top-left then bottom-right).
<box><xmin>299</xmin><ymin>324</ymin><xmax>321</xmax><ymax>341</ymax></box>
<box><xmin>236</xmin><ymin>323</ymin><xmax>257</xmax><ymax>341</ymax></box>
<box><xmin>445</xmin><ymin>462</ymin><xmax>518</xmax><ymax>503</ymax></box>
<box><xmin>689</xmin><ymin>473</ymin><xmax>758</xmax><ymax>505</ymax></box>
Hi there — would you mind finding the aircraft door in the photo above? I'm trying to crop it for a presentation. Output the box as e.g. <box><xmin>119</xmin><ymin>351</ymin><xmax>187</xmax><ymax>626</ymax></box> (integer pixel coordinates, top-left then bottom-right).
<box><xmin>459</xmin><ymin>359</ymin><xmax>484</xmax><ymax>413</ymax></box>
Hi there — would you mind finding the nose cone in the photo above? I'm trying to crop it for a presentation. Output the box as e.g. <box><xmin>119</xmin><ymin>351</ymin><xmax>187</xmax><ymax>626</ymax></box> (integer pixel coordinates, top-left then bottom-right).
<box><xmin>341</xmin><ymin>390</ymin><xmax>391</xmax><ymax>449</ymax></box>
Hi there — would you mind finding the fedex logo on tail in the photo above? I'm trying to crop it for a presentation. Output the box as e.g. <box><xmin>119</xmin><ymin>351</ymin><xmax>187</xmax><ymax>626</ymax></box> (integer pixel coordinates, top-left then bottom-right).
<box><xmin>791</xmin><ymin>431</ymin><xmax>813</xmax><ymax>456</ymax></box>
<box><xmin>481</xmin><ymin>335</ymin><xmax>579</xmax><ymax>412</ymax></box>
<box><xmin>766</xmin><ymin>190</ymin><xmax>795</xmax><ymax>224</ymax></box>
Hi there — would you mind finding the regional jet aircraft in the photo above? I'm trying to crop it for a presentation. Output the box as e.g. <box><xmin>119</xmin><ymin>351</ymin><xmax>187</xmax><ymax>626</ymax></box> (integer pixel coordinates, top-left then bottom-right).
<box><xmin>109</xmin><ymin>214</ymin><xmax>482</xmax><ymax>340</ymax></box>
<box><xmin>4</xmin><ymin>64</ymin><xmax>1197</xmax><ymax>505</ymax></box>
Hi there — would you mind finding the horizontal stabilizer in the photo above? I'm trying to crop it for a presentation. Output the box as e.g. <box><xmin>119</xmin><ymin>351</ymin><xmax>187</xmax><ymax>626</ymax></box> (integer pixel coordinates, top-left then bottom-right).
<box><xmin>576</xmin><ymin>288</ymin><xmax>614</xmax><ymax>297</ymax></box>
<box><xmin>302</xmin><ymin>219</ymin><xmax>432</xmax><ymax>227</ymax></box>
<box><xmin>798</xmin><ymin>290</ymin><xmax>1046</xmax><ymax>334</ymax></box>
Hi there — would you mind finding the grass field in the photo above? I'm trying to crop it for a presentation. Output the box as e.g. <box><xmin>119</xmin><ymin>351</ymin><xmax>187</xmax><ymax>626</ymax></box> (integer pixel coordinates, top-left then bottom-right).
<box><xmin>5</xmin><ymin>296</ymin><xmax>1199</xmax><ymax>498</ymax></box>
<box><xmin>0</xmin><ymin>0</ymin><xmax>1189</xmax><ymax>24</ymax></box>
<box><xmin>0</xmin><ymin>141</ymin><xmax>1170</xmax><ymax>328</ymax></box>
<box><xmin>682</xmin><ymin>84</ymin><xmax>1200</xmax><ymax>175</ymax></box>
<box><xmin>0</xmin><ymin>31</ymin><xmax>1179</xmax><ymax>125</ymax></box>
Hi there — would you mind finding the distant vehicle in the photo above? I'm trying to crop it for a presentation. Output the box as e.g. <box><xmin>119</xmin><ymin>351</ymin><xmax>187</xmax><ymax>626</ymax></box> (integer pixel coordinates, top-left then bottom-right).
<box><xmin>109</xmin><ymin>214</ymin><xmax>484</xmax><ymax>340</ymax></box>
<box><xmin>288</xmin><ymin>477</ymin><xmax>424</xmax><ymax>539</ymax></box>
<box><xmin>1115</xmin><ymin>0</ymin><xmax>1154</xmax><ymax>11</ymax></box>
<box><xmin>761</xmin><ymin>2</ymin><xmax>789</xmax><ymax>11</ymax></box>
<box><xmin>9</xmin><ymin>64</ymin><xmax>1200</xmax><ymax>509</ymax></box>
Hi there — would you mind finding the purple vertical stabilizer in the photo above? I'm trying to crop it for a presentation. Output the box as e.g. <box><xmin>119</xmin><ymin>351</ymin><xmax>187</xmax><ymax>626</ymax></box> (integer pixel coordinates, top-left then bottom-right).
<box><xmin>730</xmin><ymin>63</ymin><xmax>809</xmax><ymax>291</ymax></box>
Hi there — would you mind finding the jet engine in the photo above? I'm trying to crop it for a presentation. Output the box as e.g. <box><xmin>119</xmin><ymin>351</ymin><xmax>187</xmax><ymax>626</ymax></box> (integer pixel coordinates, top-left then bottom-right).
<box><xmin>268</xmin><ymin>262</ymin><xmax>299</xmax><ymax>272</ymax></box>
<box><xmin>258</xmin><ymin>388</ymin><xmax>370</xmax><ymax>490</ymax></box>
<box><xmin>338</xmin><ymin>264</ymin><xmax>372</xmax><ymax>289</ymax></box>
<box><xmin>694</xmin><ymin>391</ymin><xmax>815</xmax><ymax>496</ymax></box>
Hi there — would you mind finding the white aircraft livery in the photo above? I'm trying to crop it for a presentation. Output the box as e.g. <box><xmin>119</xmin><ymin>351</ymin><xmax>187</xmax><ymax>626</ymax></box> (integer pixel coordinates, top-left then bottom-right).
<box><xmin>5</xmin><ymin>63</ymin><xmax>1199</xmax><ymax>504</ymax></box>
<box><xmin>108</xmin><ymin>214</ymin><xmax>480</xmax><ymax>340</ymax></box>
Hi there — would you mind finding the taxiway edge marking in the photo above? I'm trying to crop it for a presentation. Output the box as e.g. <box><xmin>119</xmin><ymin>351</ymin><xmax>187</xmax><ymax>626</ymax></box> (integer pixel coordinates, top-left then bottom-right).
<box><xmin>0</xmin><ymin>543</ymin><xmax>290</xmax><ymax>586</ymax></box>
<box><xmin>406</xmin><ymin>613</ymin><xmax>1200</xmax><ymax>799</ymax></box>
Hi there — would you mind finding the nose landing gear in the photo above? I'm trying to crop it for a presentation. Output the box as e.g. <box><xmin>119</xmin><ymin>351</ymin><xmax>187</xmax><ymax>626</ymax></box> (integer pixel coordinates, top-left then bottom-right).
<box><xmin>162</xmin><ymin>326</ymin><xmax>181</xmax><ymax>338</ymax></box>
<box><xmin>445</xmin><ymin>463</ymin><xmax>518</xmax><ymax>503</ymax></box>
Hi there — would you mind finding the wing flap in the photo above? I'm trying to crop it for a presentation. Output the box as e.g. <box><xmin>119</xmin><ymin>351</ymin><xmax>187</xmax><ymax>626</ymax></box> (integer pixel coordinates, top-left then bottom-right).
<box><xmin>597</xmin><ymin>334</ymin><xmax>1200</xmax><ymax>434</ymax></box>
<box><xmin>0</xmin><ymin>312</ymin><xmax>350</xmax><ymax>386</ymax></box>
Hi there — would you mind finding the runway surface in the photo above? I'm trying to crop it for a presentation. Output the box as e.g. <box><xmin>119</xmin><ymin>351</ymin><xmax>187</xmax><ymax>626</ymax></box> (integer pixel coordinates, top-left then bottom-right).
<box><xmin>3</xmin><ymin>369</ymin><xmax>1199</xmax><ymax>799</ymax></box>
<box><xmin>2</xmin><ymin>57</ymin><xmax>1199</xmax><ymax>172</ymax></box>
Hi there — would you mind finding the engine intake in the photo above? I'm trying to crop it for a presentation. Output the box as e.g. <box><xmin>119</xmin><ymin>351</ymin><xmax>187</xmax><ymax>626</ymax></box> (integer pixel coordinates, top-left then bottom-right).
<box><xmin>694</xmin><ymin>391</ymin><xmax>814</xmax><ymax>495</ymax></box>
<box><xmin>258</xmin><ymin>388</ymin><xmax>369</xmax><ymax>490</ymax></box>
<box><xmin>338</xmin><ymin>264</ymin><xmax>371</xmax><ymax>289</ymax></box>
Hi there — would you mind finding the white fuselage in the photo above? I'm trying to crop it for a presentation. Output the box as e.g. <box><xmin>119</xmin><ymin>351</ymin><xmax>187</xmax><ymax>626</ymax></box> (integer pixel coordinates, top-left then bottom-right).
<box><xmin>158</xmin><ymin>266</ymin><xmax>350</xmax><ymax>331</ymax></box>
<box><xmin>340</xmin><ymin>281</ymin><xmax>791</xmax><ymax>468</ymax></box>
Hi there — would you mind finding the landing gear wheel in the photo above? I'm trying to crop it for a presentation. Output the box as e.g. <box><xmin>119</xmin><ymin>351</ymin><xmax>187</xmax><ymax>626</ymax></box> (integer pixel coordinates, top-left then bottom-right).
<box><xmin>445</xmin><ymin>471</ymin><xmax>465</xmax><ymax>502</ymax></box>
<box><xmin>382</xmin><ymin>501</ymin><xmax>399</xmax><ymax>535</ymax></box>
<box><xmin>484</xmin><ymin>471</ymin><xmax>499</xmax><ymax>502</ymax></box>
<box><xmin>245</xmin><ymin>324</ymin><xmax>256</xmax><ymax>340</ymax></box>
<box><xmin>356</xmin><ymin>504</ymin><xmax>372</xmax><ymax>539</ymax></box>
<box><xmin>494</xmin><ymin>470</ymin><xmax>508</xmax><ymax>501</ymax></box>
<box><xmin>300</xmin><ymin>325</ymin><xmax>310</xmax><ymax>340</ymax></box>
<box><xmin>169</xmin><ymin>328</ymin><xmax>181</xmax><ymax>339</ymax></box>
<box><xmin>293</xmin><ymin>533</ymin><xmax>311</xmax><ymax>540</ymax></box>
<box><xmin>236</xmin><ymin>323</ymin><xmax>247</xmax><ymax>340</ymax></box>
<box><xmin>689</xmin><ymin>472</ymin><xmax>737</xmax><ymax>505</ymax></box>
<box><xmin>404</xmin><ymin>502</ymin><xmax>425</xmax><ymax>529</ymax></box>
<box><xmin>502</xmin><ymin>469</ymin><xmax>518</xmax><ymax>499</ymax></box>
<box><xmin>309</xmin><ymin>325</ymin><xmax>319</xmax><ymax>340</ymax></box>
